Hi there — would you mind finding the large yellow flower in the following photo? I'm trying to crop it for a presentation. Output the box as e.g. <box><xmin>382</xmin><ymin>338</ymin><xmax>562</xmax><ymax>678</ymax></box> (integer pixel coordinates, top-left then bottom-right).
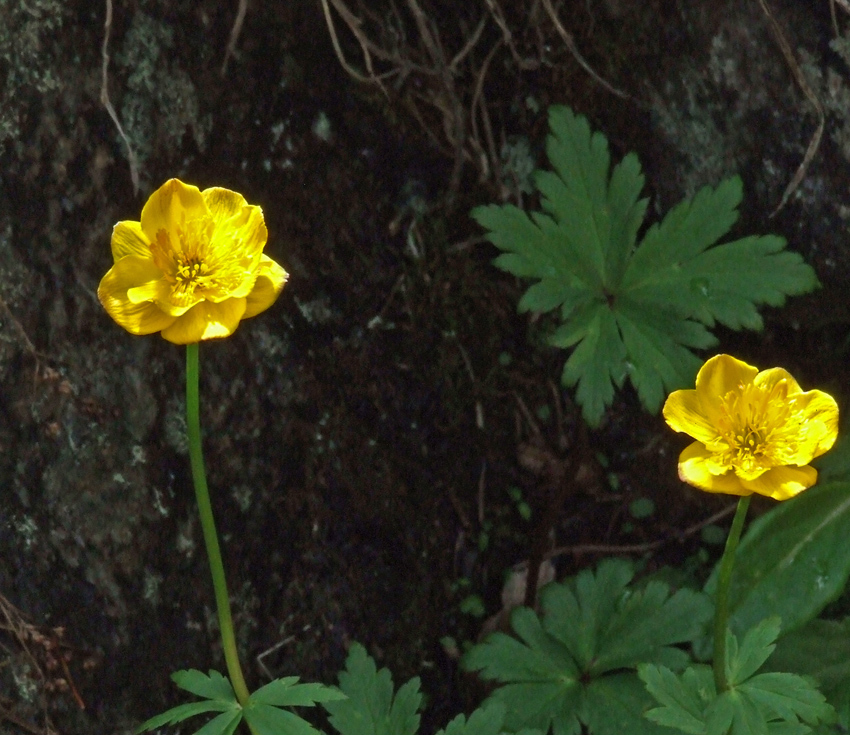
<box><xmin>663</xmin><ymin>354</ymin><xmax>839</xmax><ymax>501</ymax></box>
<box><xmin>98</xmin><ymin>179</ymin><xmax>287</xmax><ymax>344</ymax></box>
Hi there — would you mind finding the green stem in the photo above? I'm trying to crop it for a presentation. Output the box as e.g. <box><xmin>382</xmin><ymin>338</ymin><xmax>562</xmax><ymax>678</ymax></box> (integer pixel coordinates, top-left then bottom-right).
<box><xmin>713</xmin><ymin>493</ymin><xmax>752</xmax><ymax>693</ymax></box>
<box><xmin>186</xmin><ymin>343</ymin><xmax>251</xmax><ymax>707</ymax></box>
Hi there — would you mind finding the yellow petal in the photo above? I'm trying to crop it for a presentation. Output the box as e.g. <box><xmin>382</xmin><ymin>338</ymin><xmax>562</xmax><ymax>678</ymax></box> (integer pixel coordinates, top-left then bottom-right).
<box><xmin>209</xmin><ymin>203</ymin><xmax>268</xmax><ymax>262</ymax></box>
<box><xmin>111</xmin><ymin>221</ymin><xmax>151</xmax><ymax>262</ymax></box>
<box><xmin>203</xmin><ymin>187</ymin><xmax>248</xmax><ymax>225</ymax></box>
<box><xmin>753</xmin><ymin>367</ymin><xmax>802</xmax><ymax>396</ymax></box>
<box><xmin>161</xmin><ymin>297</ymin><xmax>247</xmax><ymax>344</ymax></box>
<box><xmin>741</xmin><ymin>465</ymin><xmax>817</xmax><ymax>501</ymax></box>
<box><xmin>663</xmin><ymin>387</ymin><xmax>719</xmax><ymax>445</ymax></box>
<box><xmin>126</xmin><ymin>279</ymin><xmax>204</xmax><ymax>317</ymax></box>
<box><xmin>98</xmin><ymin>260</ymin><xmax>177</xmax><ymax>335</ymax></box>
<box><xmin>140</xmin><ymin>179</ymin><xmax>207</xmax><ymax>244</ymax></box>
<box><xmin>790</xmin><ymin>389</ymin><xmax>840</xmax><ymax>463</ymax></box>
<box><xmin>695</xmin><ymin>354</ymin><xmax>758</xmax><ymax>423</ymax></box>
<box><xmin>677</xmin><ymin>441</ymin><xmax>752</xmax><ymax>496</ymax></box>
<box><xmin>243</xmin><ymin>255</ymin><xmax>288</xmax><ymax>318</ymax></box>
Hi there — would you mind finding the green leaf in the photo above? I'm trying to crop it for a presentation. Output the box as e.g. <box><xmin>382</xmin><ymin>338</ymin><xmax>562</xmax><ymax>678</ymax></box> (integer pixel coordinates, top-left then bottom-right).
<box><xmin>640</xmin><ymin>626</ymin><xmax>835</xmax><ymax>735</ymax></box>
<box><xmin>135</xmin><ymin>700</ymin><xmax>239</xmax><ymax>733</ymax></box>
<box><xmin>250</xmin><ymin>677</ymin><xmax>346</xmax><ymax>707</ymax></box>
<box><xmin>740</xmin><ymin>673</ymin><xmax>833</xmax><ymax>726</ymax></box>
<box><xmin>435</xmin><ymin>702</ymin><xmax>544</xmax><ymax>735</ymax></box>
<box><xmin>244</xmin><ymin>702</ymin><xmax>323</xmax><ymax>735</ymax></box>
<box><xmin>766</xmin><ymin>618</ymin><xmax>850</xmax><ymax>726</ymax></box>
<box><xmin>474</xmin><ymin>105</ymin><xmax>818</xmax><ymax>426</ymax></box>
<box><xmin>192</xmin><ymin>710</ymin><xmax>244</xmax><ymax>735</ymax></box>
<box><xmin>172</xmin><ymin>669</ymin><xmax>238</xmax><ymax>703</ymax></box>
<box><xmin>134</xmin><ymin>670</ymin><xmax>240</xmax><ymax>733</ymax></box>
<box><xmin>559</xmin><ymin>305</ymin><xmax>627</xmax><ymax>426</ymax></box>
<box><xmin>323</xmin><ymin>643</ymin><xmax>422</xmax><ymax>735</ymax></box>
<box><xmin>540</xmin><ymin>558</ymin><xmax>712</xmax><ymax>674</ymax></box>
<box><xmin>436</xmin><ymin>703</ymin><xmax>506</xmax><ymax>735</ymax></box>
<box><xmin>639</xmin><ymin>663</ymin><xmax>715</xmax><ymax>734</ymax></box>
<box><xmin>727</xmin><ymin>618</ymin><xmax>781</xmax><ymax>685</ymax></box>
<box><xmin>584</xmin><ymin>672</ymin><xmax>677</xmax><ymax>735</ymax></box>
<box><xmin>704</xmin><ymin>481</ymin><xmax>850</xmax><ymax>638</ymax></box>
<box><xmin>463</xmin><ymin>559</ymin><xmax>710</xmax><ymax>734</ymax></box>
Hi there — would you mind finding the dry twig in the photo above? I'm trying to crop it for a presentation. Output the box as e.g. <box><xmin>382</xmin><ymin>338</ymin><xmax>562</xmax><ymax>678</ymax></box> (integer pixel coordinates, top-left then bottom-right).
<box><xmin>756</xmin><ymin>0</ymin><xmax>824</xmax><ymax>216</ymax></box>
<box><xmin>100</xmin><ymin>0</ymin><xmax>140</xmax><ymax>196</ymax></box>
<box><xmin>539</xmin><ymin>0</ymin><xmax>630</xmax><ymax>100</ymax></box>
<box><xmin>544</xmin><ymin>502</ymin><xmax>738</xmax><ymax>561</ymax></box>
<box><xmin>221</xmin><ymin>0</ymin><xmax>248</xmax><ymax>75</ymax></box>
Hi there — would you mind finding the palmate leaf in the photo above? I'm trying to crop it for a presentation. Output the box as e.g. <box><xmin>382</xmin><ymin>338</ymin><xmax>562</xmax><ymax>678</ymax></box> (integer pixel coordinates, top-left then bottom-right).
<box><xmin>135</xmin><ymin>670</ymin><xmax>241</xmax><ymax>734</ymax></box>
<box><xmin>767</xmin><ymin>617</ymin><xmax>850</xmax><ymax>725</ymax></box>
<box><xmin>323</xmin><ymin>643</ymin><xmax>422</xmax><ymax>735</ymax></box>
<box><xmin>250</xmin><ymin>676</ymin><xmax>346</xmax><ymax>707</ymax></box>
<box><xmin>639</xmin><ymin>619</ymin><xmax>835</xmax><ymax>735</ymax></box>
<box><xmin>244</xmin><ymin>676</ymin><xmax>347</xmax><ymax>735</ymax></box>
<box><xmin>462</xmin><ymin>559</ymin><xmax>710</xmax><ymax>735</ymax></box>
<box><xmin>473</xmin><ymin>105</ymin><xmax>818</xmax><ymax>426</ymax></box>
<box><xmin>436</xmin><ymin>702</ymin><xmax>544</xmax><ymax>735</ymax></box>
<box><xmin>243</xmin><ymin>702</ymin><xmax>325</xmax><ymax>735</ymax></box>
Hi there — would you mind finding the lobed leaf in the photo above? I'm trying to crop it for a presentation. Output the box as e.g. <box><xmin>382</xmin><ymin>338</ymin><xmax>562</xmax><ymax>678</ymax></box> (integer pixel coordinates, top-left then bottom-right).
<box><xmin>740</xmin><ymin>673</ymin><xmax>833</xmax><ymax>726</ymax></box>
<box><xmin>244</xmin><ymin>702</ymin><xmax>323</xmax><ymax>735</ymax></box>
<box><xmin>135</xmin><ymin>700</ymin><xmax>238</xmax><ymax>733</ymax></box>
<box><xmin>641</xmin><ymin>626</ymin><xmax>835</xmax><ymax>735</ymax></box>
<box><xmin>583</xmin><ymin>672</ymin><xmax>678</xmax><ymax>735</ymax></box>
<box><xmin>464</xmin><ymin>559</ymin><xmax>708</xmax><ymax>735</ymax></box>
<box><xmin>250</xmin><ymin>677</ymin><xmax>346</xmax><ymax>707</ymax></box>
<box><xmin>172</xmin><ymin>669</ymin><xmax>237</xmax><ymax>703</ymax></box>
<box><xmin>767</xmin><ymin>617</ymin><xmax>850</xmax><ymax>721</ymax></box>
<box><xmin>727</xmin><ymin>617</ymin><xmax>781</xmax><ymax>686</ymax></box>
<box><xmin>541</xmin><ymin>558</ymin><xmax>711</xmax><ymax>674</ymax></box>
<box><xmin>192</xmin><ymin>710</ymin><xmax>244</xmax><ymax>735</ymax></box>
<box><xmin>323</xmin><ymin>643</ymin><xmax>421</xmax><ymax>735</ymax></box>
<box><xmin>435</xmin><ymin>701</ymin><xmax>544</xmax><ymax>735</ymax></box>
<box><xmin>639</xmin><ymin>663</ymin><xmax>714</xmax><ymax>734</ymax></box>
<box><xmin>436</xmin><ymin>703</ymin><xmax>506</xmax><ymax>735</ymax></box>
<box><xmin>474</xmin><ymin>106</ymin><xmax>818</xmax><ymax>425</ymax></box>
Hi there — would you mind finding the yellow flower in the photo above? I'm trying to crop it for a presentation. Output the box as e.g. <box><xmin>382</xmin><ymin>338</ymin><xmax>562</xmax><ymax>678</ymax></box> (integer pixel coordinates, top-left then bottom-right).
<box><xmin>98</xmin><ymin>179</ymin><xmax>287</xmax><ymax>344</ymax></box>
<box><xmin>663</xmin><ymin>354</ymin><xmax>839</xmax><ymax>501</ymax></box>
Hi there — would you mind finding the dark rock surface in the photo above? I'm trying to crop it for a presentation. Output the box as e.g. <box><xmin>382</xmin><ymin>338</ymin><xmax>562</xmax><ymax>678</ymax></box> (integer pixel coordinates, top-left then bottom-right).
<box><xmin>0</xmin><ymin>0</ymin><xmax>848</xmax><ymax>732</ymax></box>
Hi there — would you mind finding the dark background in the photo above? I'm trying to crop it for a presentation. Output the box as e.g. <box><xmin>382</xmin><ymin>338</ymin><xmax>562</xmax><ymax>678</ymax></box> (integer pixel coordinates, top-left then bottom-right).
<box><xmin>0</xmin><ymin>0</ymin><xmax>848</xmax><ymax>732</ymax></box>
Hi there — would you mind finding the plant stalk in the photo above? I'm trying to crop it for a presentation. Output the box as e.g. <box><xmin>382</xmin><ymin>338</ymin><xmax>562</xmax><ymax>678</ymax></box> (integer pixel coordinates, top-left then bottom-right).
<box><xmin>712</xmin><ymin>493</ymin><xmax>752</xmax><ymax>693</ymax></box>
<box><xmin>186</xmin><ymin>343</ymin><xmax>251</xmax><ymax>707</ymax></box>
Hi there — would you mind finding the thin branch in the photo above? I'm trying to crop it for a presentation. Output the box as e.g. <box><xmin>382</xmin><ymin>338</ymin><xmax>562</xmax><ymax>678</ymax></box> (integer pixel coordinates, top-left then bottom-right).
<box><xmin>470</xmin><ymin>40</ymin><xmax>503</xmax><ymax>183</ymax></box>
<box><xmin>540</xmin><ymin>0</ymin><xmax>630</xmax><ymax>100</ymax></box>
<box><xmin>100</xmin><ymin>0</ymin><xmax>139</xmax><ymax>196</ymax></box>
<box><xmin>319</xmin><ymin>0</ymin><xmax>391</xmax><ymax>97</ymax></box>
<box><xmin>221</xmin><ymin>0</ymin><xmax>248</xmax><ymax>75</ymax></box>
<box><xmin>544</xmin><ymin>502</ymin><xmax>738</xmax><ymax>561</ymax></box>
<box><xmin>449</xmin><ymin>14</ymin><xmax>487</xmax><ymax>72</ymax></box>
<box><xmin>756</xmin><ymin>0</ymin><xmax>824</xmax><ymax>217</ymax></box>
<box><xmin>483</xmin><ymin>0</ymin><xmax>540</xmax><ymax>70</ymax></box>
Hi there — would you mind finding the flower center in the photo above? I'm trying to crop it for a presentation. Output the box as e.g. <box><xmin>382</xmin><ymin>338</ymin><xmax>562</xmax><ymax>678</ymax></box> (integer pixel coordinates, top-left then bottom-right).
<box><xmin>152</xmin><ymin>215</ymin><xmax>217</xmax><ymax>307</ymax></box>
<box><xmin>175</xmin><ymin>256</ymin><xmax>208</xmax><ymax>292</ymax></box>
<box><xmin>727</xmin><ymin>425</ymin><xmax>767</xmax><ymax>476</ymax></box>
<box><xmin>714</xmin><ymin>379</ymin><xmax>800</xmax><ymax>480</ymax></box>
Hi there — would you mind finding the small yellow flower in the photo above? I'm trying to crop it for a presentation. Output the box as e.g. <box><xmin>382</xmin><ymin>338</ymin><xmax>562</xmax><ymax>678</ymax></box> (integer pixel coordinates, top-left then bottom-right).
<box><xmin>98</xmin><ymin>179</ymin><xmax>287</xmax><ymax>344</ymax></box>
<box><xmin>663</xmin><ymin>354</ymin><xmax>839</xmax><ymax>500</ymax></box>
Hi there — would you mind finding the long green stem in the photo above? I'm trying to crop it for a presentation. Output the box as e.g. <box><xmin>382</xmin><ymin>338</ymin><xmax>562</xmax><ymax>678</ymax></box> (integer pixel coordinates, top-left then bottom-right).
<box><xmin>713</xmin><ymin>493</ymin><xmax>752</xmax><ymax>693</ymax></box>
<box><xmin>186</xmin><ymin>343</ymin><xmax>251</xmax><ymax>706</ymax></box>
